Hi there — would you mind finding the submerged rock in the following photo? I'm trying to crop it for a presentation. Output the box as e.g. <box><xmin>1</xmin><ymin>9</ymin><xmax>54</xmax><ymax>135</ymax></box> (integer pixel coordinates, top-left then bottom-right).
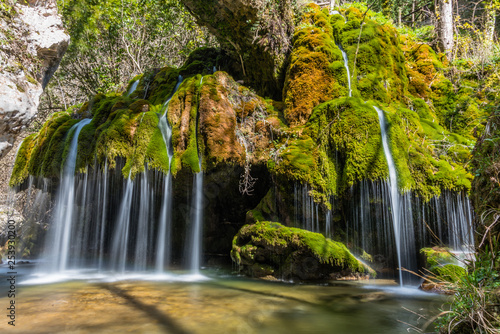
<box><xmin>231</xmin><ymin>221</ymin><xmax>375</xmax><ymax>280</ymax></box>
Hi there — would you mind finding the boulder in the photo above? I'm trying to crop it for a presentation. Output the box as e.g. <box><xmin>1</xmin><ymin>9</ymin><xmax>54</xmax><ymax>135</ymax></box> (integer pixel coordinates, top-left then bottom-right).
<box><xmin>231</xmin><ymin>221</ymin><xmax>375</xmax><ymax>280</ymax></box>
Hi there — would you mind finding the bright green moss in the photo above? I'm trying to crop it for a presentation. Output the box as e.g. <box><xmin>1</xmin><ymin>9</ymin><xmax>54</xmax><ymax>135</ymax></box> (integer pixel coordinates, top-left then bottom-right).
<box><xmin>169</xmin><ymin>76</ymin><xmax>202</xmax><ymax>174</ymax></box>
<box><xmin>332</xmin><ymin>12</ymin><xmax>408</xmax><ymax>104</ymax></box>
<box><xmin>122</xmin><ymin>111</ymin><xmax>162</xmax><ymax>177</ymax></box>
<box><xmin>232</xmin><ymin>221</ymin><xmax>373</xmax><ymax>275</ymax></box>
<box><xmin>306</xmin><ymin>98</ymin><xmax>387</xmax><ymax>194</ymax></box>
<box><xmin>9</xmin><ymin>133</ymin><xmax>36</xmax><ymax>186</ymax></box>
<box><xmin>147</xmin><ymin>67</ymin><xmax>181</xmax><ymax>106</ymax></box>
<box><xmin>421</xmin><ymin>247</ymin><xmax>456</xmax><ymax>267</ymax></box>
<box><xmin>42</xmin><ymin>118</ymin><xmax>80</xmax><ymax>177</ymax></box>
<box><xmin>26</xmin><ymin>111</ymin><xmax>74</xmax><ymax>178</ymax></box>
<box><xmin>435</xmin><ymin>264</ymin><xmax>466</xmax><ymax>283</ymax></box>
<box><xmin>420</xmin><ymin>247</ymin><xmax>466</xmax><ymax>283</ymax></box>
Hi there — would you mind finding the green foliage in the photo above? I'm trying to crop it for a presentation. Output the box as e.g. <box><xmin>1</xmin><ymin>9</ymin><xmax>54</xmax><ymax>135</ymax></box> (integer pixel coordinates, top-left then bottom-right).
<box><xmin>43</xmin><ymin>0</ymin><xmax>216</xmax><ymax>112</ymax></box>
<box><xmin>436</xmin><ymin>251</ymin><xmax>500</xmax><ymax>333</ymax></box>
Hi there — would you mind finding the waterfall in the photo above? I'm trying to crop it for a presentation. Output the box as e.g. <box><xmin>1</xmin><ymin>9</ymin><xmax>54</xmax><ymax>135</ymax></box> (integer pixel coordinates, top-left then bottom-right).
<box><xmin>293</xmin><ymin>183</ymin><xmax>332</xmax><ymax>235</ymax></box>
<box><xmin>126</xmin><ymin>80</ymin><xmax>139</xmax><ymax>96</ymax></box>
<box><xmin>189</xmin><ymin>76</ymin><xmax>205</xmax><ymax>274</ymax></box>
<box><xmin>98</xmin><ymin>159</ymin><xmax>108</xmax><ymax>270</ymax></box>
<box><xmin>374</xmin><ymin>106</ymin><xmax>403</xmax><ymax>286</ymax></box>
<box><xmin>338</xmin><ymin>45</ymin><xmax>352</xmax><ymax>97</ymax></box>
<box><xmin>155</xmin><ymin>75</ymin><xmax>183</xmax><ymax>272</ymax></box>
<box><xmin>42</xmin><ymin>118</ymin><xmax>91</xmax><ymax>273</ymax></box>
<box><xmin>134</xmin><ymin>169</ymin><xmax>150</xmax><ymax>271</ymax></box>
<box><xmin>189</xmin><ymin>170</ymin><xmax>204</xmax><ymax>274</ymax></box>
<box><xmin>110</xmin><ymin>173</ymin><xmax>134</xmax><ymax>273</ymax></box>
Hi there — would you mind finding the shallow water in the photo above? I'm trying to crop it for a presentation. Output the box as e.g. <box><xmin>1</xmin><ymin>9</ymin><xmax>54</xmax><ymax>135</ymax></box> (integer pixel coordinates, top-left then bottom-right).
<box><xmin>0</xmin><ymin>263</ymin><xmax>448</xmax><ymax>333</ymax></box>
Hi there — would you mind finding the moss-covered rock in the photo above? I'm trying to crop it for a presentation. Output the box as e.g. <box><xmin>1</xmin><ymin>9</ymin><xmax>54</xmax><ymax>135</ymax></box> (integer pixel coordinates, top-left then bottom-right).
<box><xmin>231</xmin><ymin>221</ymin><xmax>375</xmax><ymax>280</ymax></box>
<box><xmin>420</xmin><ymin>247</ymin><xmax>466</xmax><ymax>292</ymax></box>
<box><xmin>283</xmin><ymin>4</ymin><xmax>344</xmax><ymax>125</ymax></box>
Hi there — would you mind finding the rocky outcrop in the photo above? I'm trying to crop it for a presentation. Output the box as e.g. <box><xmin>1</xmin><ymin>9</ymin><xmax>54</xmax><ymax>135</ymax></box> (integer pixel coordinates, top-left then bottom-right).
<box><xmin>180</xmin><ymin>0</ymin><xmax>297</xmax><ymax>99</ymax></box>
<box><xmin>0</xmin><ymin>0</ymin><xmax>69</xmax><ymax>159</ymax></box>
<box><xmin>231</xmin><ymin>221</ymin><xmax>374</xmax><ymax>280</ymax></box>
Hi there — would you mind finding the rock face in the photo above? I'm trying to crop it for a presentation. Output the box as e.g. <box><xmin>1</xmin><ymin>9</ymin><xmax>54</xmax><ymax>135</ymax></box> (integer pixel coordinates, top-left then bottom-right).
<box><xmin>0</xmin><ymin>0</ymin><xmax>69</xmax><ymax>159</ymax></box>
<box><xmin>231</xmin><ymin>221</ymin><xmax>374</xmax><ymax>280</ymax></box>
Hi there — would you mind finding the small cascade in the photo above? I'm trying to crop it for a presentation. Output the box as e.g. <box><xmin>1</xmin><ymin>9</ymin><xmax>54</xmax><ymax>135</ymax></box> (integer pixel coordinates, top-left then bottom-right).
<box><xmin>98</xmin><ymin>159</ymin><xmax>108</xmax><ymax>269</ymax></box>
<box><xmin>374</xmin><ymin>106</ymin><xmax>404</xmax><ymax>286</ymax></box>
<box><xmin>155</xmin><ymin>75</ymin><xmax>183</xmax><ymax>272</ymax></box>
<box><xmin>338</xmin><ymin>44</ymin><xmax>352</xmax><ymax>97</ymax></box>
<box><xmin>110</xmin><ymin>174</ymin><xmax>134</xmax><ymax>273</ymax></box>
<box><xmin>134</xmin><ymin>169</ymin><xmax>150</xmax><ymax>271</ymax></box>
<box><xmin>189</xmin><ymin>169</ymin><xmax>204</xmax><ymax>274</ymax></box>
<box><xmin>42</xmin><ymin>118</ymin><xmax>91</xmax><ymax>273</ymax></box>
<box><xmin>294</xmin><ymin>183</ymin><xmax>326</xmax><ymax>234</ymax></box>
<box><xmin>126</xmin><ymin>80</ymin><xmax>139</xmax><ymax>96</ymax></box>
<box><xmin>188</xmin><ymin>76</ymin><xmax>205</xmax><ymax>274</ymax></box>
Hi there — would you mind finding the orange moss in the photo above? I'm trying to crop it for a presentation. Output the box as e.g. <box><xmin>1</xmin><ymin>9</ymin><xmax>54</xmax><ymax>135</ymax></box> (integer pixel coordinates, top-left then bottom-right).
<box><xmin>283</xmin><ymin>5</ymin><xmax>343</xmax><ymax>126</ymax></box>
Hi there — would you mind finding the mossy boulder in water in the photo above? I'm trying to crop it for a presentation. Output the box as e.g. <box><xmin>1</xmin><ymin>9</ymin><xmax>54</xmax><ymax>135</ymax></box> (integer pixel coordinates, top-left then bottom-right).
<box><xmin>231</xmin><ymin>221</ymin><xmax>374</xmax><ymax>280</ymax></box>
<box><xmin>419</xmin><ymin>247</ymin><xmax>466</xmax><ymax>293</ymax></box>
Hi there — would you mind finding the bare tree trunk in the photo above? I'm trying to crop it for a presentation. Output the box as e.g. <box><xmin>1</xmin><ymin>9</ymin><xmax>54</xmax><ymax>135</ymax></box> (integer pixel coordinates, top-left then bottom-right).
<box><xmin>412</xmin><ymin>0</ymin><xmax>415</xmax><ymax>28</ymax></box>
<box><xmin>485</xmin><ymin>1</ymin><xmax>496</xmax><ymax>47</ymax></box>
<box><xmin>437</xmin><ymin>0</ymin><xmax>454</xmax><ymax>56</ymax></box>
<box><xmin>330</xmin><ymin>0</ymin><xmax>335</xmax><ymax>13</ymax></box>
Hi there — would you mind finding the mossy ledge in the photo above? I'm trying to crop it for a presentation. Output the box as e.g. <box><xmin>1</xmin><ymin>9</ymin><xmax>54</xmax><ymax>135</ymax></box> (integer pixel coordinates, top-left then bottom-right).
<box><xmin>231</xmin><ymin>221</ymin><xmax>375</xmax><ymax>280</ymax></box>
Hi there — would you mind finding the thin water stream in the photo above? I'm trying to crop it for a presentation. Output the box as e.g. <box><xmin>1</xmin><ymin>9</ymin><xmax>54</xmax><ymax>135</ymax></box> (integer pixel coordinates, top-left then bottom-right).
<box><xmin>373</xmin><ymin>106</ymin><xmax>403</xmax><ymax>286</ymax></box>
<box><xmin>156</xmin><ymin>75</ymin><xmax>183</xmax><ymax>272</ymax></box>
<box><xmin>42</xmin><ymin>118</ymin><xmax>91</xmax><ymax>273</ymax></box>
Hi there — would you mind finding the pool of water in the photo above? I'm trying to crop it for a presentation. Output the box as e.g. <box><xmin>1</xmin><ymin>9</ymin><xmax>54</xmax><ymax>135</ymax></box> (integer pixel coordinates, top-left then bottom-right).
<box><xmin>0</xmin><ymin>263</ymin><xmax>448</xmax><ymax>333</ymax></box>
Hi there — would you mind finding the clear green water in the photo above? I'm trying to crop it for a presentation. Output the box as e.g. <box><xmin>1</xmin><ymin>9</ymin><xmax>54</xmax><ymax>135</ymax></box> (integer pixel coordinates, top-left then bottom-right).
<box><xmin>0</xmin><ymin>266</ymin><xmax>447</xmax><ymax>334</ymax></box>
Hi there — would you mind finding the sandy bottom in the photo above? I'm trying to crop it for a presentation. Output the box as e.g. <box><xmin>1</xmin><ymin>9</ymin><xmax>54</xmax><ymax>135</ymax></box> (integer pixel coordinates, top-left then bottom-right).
<box><xmin>0</xmin><ymin>273</ymin><xmax>448</xmax><ymax>334</ymax></box>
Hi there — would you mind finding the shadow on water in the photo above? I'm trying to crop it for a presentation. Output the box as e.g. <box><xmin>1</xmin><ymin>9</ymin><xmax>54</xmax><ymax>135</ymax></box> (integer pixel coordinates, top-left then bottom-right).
<box><xmin>99</xmin><ymin>283</ymin><xmax>190</xmax><ymax>334</ymax></box>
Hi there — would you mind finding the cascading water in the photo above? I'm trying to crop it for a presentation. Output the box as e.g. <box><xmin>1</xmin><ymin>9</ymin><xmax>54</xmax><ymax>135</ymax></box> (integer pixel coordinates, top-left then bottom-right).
<box><xmin>156</xmin><ymin>75</ymin><xmax>183</xmax><ymax>272</ymax></box>
<box><xmin>98</xmin><ymin>159</ymin><xmax>108</xmax><ymax>270</ymax></box>
<box><xmin>188</xmin><ymin>76</ymin><xmax>205</xmax><ymax>274</ymax></box>
<box><xmin>134</xmin><ymin>169</ymin><xmax>150</xmax><ymax>271</ymax></box>
<box><xmin>42</xmin><ymin>118</ymin><xmax>91</xmax><ymax>273</ymax></box>
<box><xmin>339</xmin><ymin>45</ymin><xmax>352</xmax><ymax>97</ymax></box>
<box><xmin>126</xmin><ymin>80</ymin><xmax>139</xmax><ymax>96</ymax></box>
<box><xmin>373</xmin><ymin>106</ymin><xmax>404</xmax><ymax>286</ymax></box>
<box><xmin>110</xmin><ymin>173</ymin><xmax>134</xmax><ymax>273</ymax></box>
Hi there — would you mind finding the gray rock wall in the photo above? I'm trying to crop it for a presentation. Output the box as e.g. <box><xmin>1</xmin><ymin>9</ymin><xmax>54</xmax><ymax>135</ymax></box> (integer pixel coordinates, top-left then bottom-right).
<box><xmin>0</xmin><ymin>0</ymin><xmax>69</xmax><ymax>159</ymax></box>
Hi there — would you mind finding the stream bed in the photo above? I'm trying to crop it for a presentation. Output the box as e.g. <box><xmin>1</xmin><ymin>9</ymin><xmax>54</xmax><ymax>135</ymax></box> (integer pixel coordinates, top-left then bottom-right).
<box><xmin>0</xmin><ymin>263</ymin><xmax>448</xmax><ymax>333</ymax></box>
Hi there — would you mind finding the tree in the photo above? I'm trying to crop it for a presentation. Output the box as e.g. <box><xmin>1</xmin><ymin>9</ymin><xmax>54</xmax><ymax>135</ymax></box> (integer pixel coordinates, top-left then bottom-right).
<box><xmin>39</xmin><ymin>0</ymin><xmax>216</xmax><ymax>118</ymax></box>
<box><xmin>437</xmin><ymin>0</ymin><xmax>454</xmax><ymax>55</ymax></box>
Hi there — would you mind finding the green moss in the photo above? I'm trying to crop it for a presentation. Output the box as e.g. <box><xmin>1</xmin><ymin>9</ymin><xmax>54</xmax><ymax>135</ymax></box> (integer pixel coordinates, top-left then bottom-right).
<box><xmin>169</xmin><ymin>76</ymin><xmax>202</xmax><ymax>174</ymax></box>
<box><xmin>26</xmin><ymin>111</ymin><xmax>74</xmax><ymax>178</ymax></box>
<box><xmin>421</xmin><ymin>247</ymin><xmax>457</xmax><ymax>268</ymax></box>
<box><xmin>332</xmin><ymin>11</ymin><xmax>408</xmax><ymax>104</ymax></box>
<box><xmin>305</xmin><ymin>98</ymin><xmax>387</xmax><ymax>195</ymax></box>
<box><xmin>147</xmin><ymin>67</ymin><xmax>181</xmax><ymax>106</ymax></box>
<box><xmin>283</xmin><ymin>4</ymin><xmax>344</xmax><ymax>125</ymax></box>
<box><xmin>232</xmin><ymin>221</ymin><xmax>373</xmax><ymax>276</ymax></box>
<box><xmin>9</xmin><ymin>133</ymin><xmax>36</xmax><ymax>186</ymax></box>
<box><xmin>246</xmin><ymin>189</ymin><xmax>278</xmax><ymax>223</ymax></box>
<box><xmin>435</xmin><ymin>264</ymin><xmax>467</xmax><ymax>283</ymax></box>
